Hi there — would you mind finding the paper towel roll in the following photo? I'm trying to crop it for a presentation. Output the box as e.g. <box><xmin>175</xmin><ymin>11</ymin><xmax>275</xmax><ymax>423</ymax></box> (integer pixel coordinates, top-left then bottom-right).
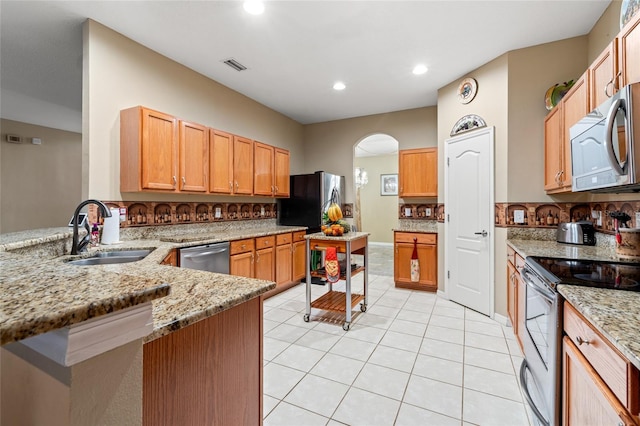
<box><xmin>101</xmin><ymin>208</ymin><xmax>121</xmax><ymax>245</ymax></box>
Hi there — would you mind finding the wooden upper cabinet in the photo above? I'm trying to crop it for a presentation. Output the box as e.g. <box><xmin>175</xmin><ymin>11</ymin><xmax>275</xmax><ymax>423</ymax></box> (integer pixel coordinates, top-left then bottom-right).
<box><xmin>121</xmin><ymin>106</ymin><xmax>179</xmax><ymax>192</ymax></box>
<box><xmin>274</xmin><ymin>148</ymin><xmax>290</xmax><ymax>197</ymax></box>
<box><xmin>209</xmin><ymin>129</ymin><xmax>233</xmax><ymax>194</ymax></box>
<box><xmin>233</xmin><ymin>136</ymin><xmax>254</xmax><ymax>195</ymax></box>
<box><xmin>544</xmin><ymin>73</ymin><xmax>589</xmax><ymax>194</ymax></box>
<box><xmin>253</xmin><ymin>142</ymin><xmax>275</xmax><ymax>196</ymax></box>
<box><xmin>589</xmin><ymin>41</ymin><xmax>618</xmax><ymax>110</ymax></box>
<box><xmin>179</xmin><ymin>120</ymin><xmax>208</xmax><ymax>193</ymax></box>
<box><xmin>619</xmin><ymin>11</ymin><xmax>640</xmax><ymax>87</ymax></box>
<box><xmin>561</xmin><ymin>73</ymin><xmax>589</xmax><ymax>186</ymax></box>
<box><xmin>398</xmin><ymin>148</ymin><xmax>437</xmax><ymax>197</ymax></box>
<box><xmin>544</xmin><ymin>102</ymin><xmax>564</xmax><ymax>192</ymax></box>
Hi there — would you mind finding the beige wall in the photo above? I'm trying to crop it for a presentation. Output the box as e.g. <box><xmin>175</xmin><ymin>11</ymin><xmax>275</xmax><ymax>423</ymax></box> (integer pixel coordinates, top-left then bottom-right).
<box><xmin>83</xmin><ymin>20</ymin><xmax>304</xmax><ymax>202</ymax></box>
<box><xmin>303</xmin><ymin>107</ymin><xmax>437</xmax><ymax>205</ymax></box>
<box><xmin>507</xmin><ymin>36</ymin><xmax>589</xmax><ymax>203</ymax></box>
<box><xmin>0</xmin><ymin>119</ymin><xmax>82</xmax><ymax>233</ymax></box>
<box><xmin>588</xmin><ymin>0</ymin><xmax>623</xmax><ymax>63</ymax></box>
<box><xmin>354</xmin><ymin>154</ymin><xmax>398</xmax><ymax>243</ymax></box>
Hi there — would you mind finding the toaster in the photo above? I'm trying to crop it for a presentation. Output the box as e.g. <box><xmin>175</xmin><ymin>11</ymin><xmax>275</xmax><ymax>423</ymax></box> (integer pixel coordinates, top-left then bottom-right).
<box><xmin>556</xmin><ymin>221</ymin><xmax>596</xmax><ymax>245</ymax></box>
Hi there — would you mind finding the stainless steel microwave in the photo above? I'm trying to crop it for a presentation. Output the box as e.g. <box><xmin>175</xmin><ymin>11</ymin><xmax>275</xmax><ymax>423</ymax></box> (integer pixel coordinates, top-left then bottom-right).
<box><xmin>571</xmin><ymin>82</ymin><xmax>640</xmax><ymax>192</ymax></box>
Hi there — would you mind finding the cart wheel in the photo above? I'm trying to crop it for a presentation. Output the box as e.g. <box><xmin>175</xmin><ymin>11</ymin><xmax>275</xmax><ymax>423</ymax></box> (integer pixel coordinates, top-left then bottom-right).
<box><xmin>303</xmin><ymin>314</ymin><xmax>310</xmax><ymax>322</ymax></box>
<box><xmin>342</xmin><ymin>322</ymin><xmax>351</xmax><ymax>331</ymax></box>
<box><xmin>360</xmin><ymin>303</ymin><xmax>367</xmax><ymax>312</ymax></box>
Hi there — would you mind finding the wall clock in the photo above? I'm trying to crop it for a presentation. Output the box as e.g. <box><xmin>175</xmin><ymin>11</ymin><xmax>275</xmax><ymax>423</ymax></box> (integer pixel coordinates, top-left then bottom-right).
<box><xmin>457</xmin><ymin>77</ymin><xmax>478</xmax><ymax>104</ymax></box>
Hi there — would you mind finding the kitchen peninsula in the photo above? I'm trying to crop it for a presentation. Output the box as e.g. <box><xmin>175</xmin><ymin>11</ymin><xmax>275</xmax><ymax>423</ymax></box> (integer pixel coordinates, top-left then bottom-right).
<box><xmin>0</xmin><ymin>222</ymin><xmax>304</xmax><ymax>425</ymax></box>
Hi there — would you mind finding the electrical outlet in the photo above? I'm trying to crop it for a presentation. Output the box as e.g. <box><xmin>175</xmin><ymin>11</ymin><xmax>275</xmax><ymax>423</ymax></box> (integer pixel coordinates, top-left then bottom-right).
<box><xmin>592</xmin><ymin>210</ymin><xmax>602</xmax><ymax>226</ymax></box>
<box><xmin>635</xmin><ymin>212</ymin><xmax>640</xmax><ymax>227</ymax></box>
<box><xmin>514</xmin><ymin>210</ymin><xmax>525</xmax><ymax>224</ymax></box>
<box><xmin>425</xmin><ymin>208</ymin><xmax>432</xmax><ymax>216</ymax></box>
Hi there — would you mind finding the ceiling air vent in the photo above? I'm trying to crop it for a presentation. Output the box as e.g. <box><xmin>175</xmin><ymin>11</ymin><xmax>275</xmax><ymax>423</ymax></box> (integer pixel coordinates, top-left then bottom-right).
<box><xmin>223</xmin><ymin>58</ymin><xmax>247</xmax><ymax>71</ymax></box>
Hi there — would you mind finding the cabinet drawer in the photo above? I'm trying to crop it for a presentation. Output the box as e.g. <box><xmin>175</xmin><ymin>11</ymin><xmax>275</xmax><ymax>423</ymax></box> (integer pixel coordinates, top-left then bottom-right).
<box><xmin>507</xmin><ymin>246</ymin><xmax>515</xmax><ymax>266</ymax></box>
<box><xmin>515</xmin><ymin>253</ymin><xmax>525</xmax><ymax>272</ymax></box>
<box><xmin>395</xmin><ymin>232</ymin><xmax>436</xmax><ymax>245</ymax></box>
<box><xmin>564</xmin><ymin>302</ymin><xmax>635</xmax><ymax>410</ymax></box>
<box><xmin>293</xmin><ymin>231</ymin><xmax>306</xmax><ymax>242</ymax></box>
<box><xmin>276</xmin><ymin>233</ymin><xmax>292</xmax><ymax>245</ymax></box>
<box><xmin>255</xmin><ymin>236</ymin><xmax>274</xmax><ymax>249</ymax></box>
<box><xmin>230</xmin><ymin>239</ymin><xmax>255</xmax><ymax>255</ymax></box>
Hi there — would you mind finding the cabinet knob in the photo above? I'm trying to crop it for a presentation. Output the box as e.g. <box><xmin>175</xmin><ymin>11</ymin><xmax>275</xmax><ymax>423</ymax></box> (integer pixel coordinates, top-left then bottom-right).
<box><xmin>181</xmin><ymin>176</ymin><xmax>186</xmax><ymax>189</ymax></box>
<box><xmin>172</xmin><ymin>176</ymin><xmax>177</xmax><ymax>188</ymax></box>
<box><xmin>576</xmin><ymin>336</ymin><xmax>590</xmax><ymax>346</ymax></box>
<box><xmin>229</xmin><ymin>182</ymin><xmax>233</xmax><ymax>191</ymax></box>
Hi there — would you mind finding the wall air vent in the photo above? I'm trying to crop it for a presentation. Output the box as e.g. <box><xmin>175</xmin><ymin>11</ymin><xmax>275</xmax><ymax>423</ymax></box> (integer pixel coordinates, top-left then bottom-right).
<box><xmin>222</xmin><ymin>58</ymin><xmax>248</xmax><ymax>71</ymax></box>
<box><xmin>5</xmin><ymin>134</ymin><xmax>22</xmax><ymax>144</ymax></box>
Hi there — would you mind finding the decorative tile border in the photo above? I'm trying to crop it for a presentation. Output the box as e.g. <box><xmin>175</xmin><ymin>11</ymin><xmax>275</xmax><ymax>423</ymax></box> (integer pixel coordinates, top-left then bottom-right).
<box><xmin>496</xmin><ymin>201</ymin><xmax>640</xmax><ymax>234</ymax></box>
<box><xmin>88</xmin><ymin>201</ymin><xmax>278</xmax><ymax>228</ymax></box>
<box><xmin>399</xmin><ymin>203</ymin><xmax>445</xmax><ymax>222</ymax></box>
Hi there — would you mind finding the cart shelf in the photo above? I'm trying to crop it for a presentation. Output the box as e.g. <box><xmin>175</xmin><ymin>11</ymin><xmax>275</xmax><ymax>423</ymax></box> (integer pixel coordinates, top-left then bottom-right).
<box><xmin>310</xmin><ymin>290</ymin><xmax>364</xmax><ymax>313</ymax></box>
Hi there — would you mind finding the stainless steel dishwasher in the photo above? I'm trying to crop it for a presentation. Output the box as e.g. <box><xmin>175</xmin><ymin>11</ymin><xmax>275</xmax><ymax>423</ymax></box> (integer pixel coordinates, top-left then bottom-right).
<box><xmin>179</xmin><ymin>242</ymin><xmax>230</xmax><ymax>274</ymax></box>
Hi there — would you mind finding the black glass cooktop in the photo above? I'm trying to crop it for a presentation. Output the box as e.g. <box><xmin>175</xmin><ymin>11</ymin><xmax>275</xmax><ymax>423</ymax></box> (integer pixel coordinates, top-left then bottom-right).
<box><xmin>527</xmin><ymin>256</ymin><xmax>640</xmax><ymax>292</ymax></box>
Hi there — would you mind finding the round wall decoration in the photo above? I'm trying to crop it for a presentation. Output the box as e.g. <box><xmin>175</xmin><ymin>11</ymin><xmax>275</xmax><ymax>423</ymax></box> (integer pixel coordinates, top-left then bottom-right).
<box><xmin>457</xmin><ymin>77</ymin><xmax>478</xmax><ymax>104</ymax></box>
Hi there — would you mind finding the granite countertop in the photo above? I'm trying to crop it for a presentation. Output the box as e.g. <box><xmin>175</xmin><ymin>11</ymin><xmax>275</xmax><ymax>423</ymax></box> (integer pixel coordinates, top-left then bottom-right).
<box><xmin>305</xmin><ymin>231</ymin><xmax>370</xmax><ymax>241</ymax></box>
<box><xmin>1</xmin><ymin>224</ymin><xmax>306</xmax><ymax>345</ymax></box>
<box><xmin>507</xmin><ymin>238</ymin><xmax>640</xmax><ymax>370</ymax></box>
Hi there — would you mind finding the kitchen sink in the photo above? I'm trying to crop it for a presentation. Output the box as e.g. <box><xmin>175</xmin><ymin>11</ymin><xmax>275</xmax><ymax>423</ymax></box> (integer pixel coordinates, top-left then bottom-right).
<box><xmin>67</xmin><ymin>249</ymin><xmax>152</xmax><ymax>266</ymax></box>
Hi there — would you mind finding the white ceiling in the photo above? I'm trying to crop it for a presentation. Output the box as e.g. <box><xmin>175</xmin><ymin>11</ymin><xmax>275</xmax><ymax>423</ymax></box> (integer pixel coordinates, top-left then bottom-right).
<box><xmin>0</xmin><ymin>1</ymin><xmax>611</xmax><ymax>133</ymax></box>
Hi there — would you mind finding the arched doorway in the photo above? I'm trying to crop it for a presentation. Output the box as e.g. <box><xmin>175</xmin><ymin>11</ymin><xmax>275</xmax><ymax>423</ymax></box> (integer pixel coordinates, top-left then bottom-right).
<box><xmin>353</xmin><ymin>134</ymin><xmax>399</xmax><ymax>244</ymax></box>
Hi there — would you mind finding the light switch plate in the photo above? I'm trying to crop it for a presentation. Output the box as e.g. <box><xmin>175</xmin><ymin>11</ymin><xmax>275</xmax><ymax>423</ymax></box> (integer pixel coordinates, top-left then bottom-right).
<box><xmin>592</xmin><ymin>210</ymin><xmax>602</xmax><ymax>226</ymax></box>
<box><xmin>514</xmin><ymin>210</ymin><xmax>525</xmax><ymax>224</ymax></box>
<box><xmin>635</xmin><ymin>212</ymin><xmax>640</xmax><ymax>226</ymax></box>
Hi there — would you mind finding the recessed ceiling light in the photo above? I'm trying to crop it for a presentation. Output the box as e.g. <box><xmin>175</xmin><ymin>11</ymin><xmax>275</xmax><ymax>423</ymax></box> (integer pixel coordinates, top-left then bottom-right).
<box><xmin>243</xmin><ymin>1</ymin><xmax>264</xmax><ymax>15</ymax></box>
<box><xmin>333</xmin><ymin>82</ymin><xmax>346</xmax><ymax>91</ymax></box>
<box><xmin>413</xmin><ymin>64</ymin><xmax>428</xmax><ymax>75</ymax></box>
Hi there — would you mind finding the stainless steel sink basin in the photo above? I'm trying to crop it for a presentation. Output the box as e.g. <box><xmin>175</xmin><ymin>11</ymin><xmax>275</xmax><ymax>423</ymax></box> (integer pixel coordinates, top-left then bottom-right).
<box><xmin>68</xmin><ymin>249</ymin><xmax>152</xmax><ymax>266</ymax></box>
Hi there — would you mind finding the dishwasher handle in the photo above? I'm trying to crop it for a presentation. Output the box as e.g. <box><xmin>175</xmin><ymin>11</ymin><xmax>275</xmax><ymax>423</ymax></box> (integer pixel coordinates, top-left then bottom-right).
<box><xmin>182</xmin><ymin>248</ymin><xmax>228</xmax><ymax>260</ymax></box>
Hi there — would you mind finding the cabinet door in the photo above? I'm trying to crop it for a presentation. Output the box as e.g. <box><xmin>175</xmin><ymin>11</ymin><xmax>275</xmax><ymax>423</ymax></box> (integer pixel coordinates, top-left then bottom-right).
<box><xmin>620</xmin><ymin>12</ymin><xmax>640</xmax><ymax>87</ymax></box>
<box><xmin>562</xmin><ymin>73</ymin><xmax>589</xmax><ymax>189</ymax></box>
<box><xmin>209</xmin><ymin>129</ymin><xmax>233</xmax><ymax>194</ymax></box>
<box><xmin>275</xmin><ymin>243</ymin><xmax>292</xmax><ymax>286</ymax></box>
<box><xmin>563</xmin><ymin>337</ymin><xmax>636</xmax><ymax>426</ymax></box>
<box><xmin>292</xmin><ymin>240</ymin><xmax>306</xmax><ymax>282</ymax></box>
<box><xmin>274</xmin><ymin>148</ymin><xmax>290</xmax><ymax>197</ymax></box>
<box><xmin>507</xmin><ymin>261</ymin><xmax>517</xmax><ymax>335</ymax></box>
<box><xmin>253</xmin><ymin>142</ymin><xmax>274</xmax><ymax>196</ymax></box>
<box><xmin>255</xmin><ymin>247</ymin><xmax>274</xmax><ymax>282</ymax></box>
<box><xmin>399</xmin><ymin>148</ymin><xmax>437</xmax><ymax>197</ymax></box>
<box><xmin>230</xmin><ymin>251</ymin><xmax>253</xmax><ymax>278</ymax></box>
<box><xmin>589</xmin><ymin>41</ymin><xmax>618</xmax><ymax>110</ymax></box>
<box><xmin>179</xmin><ymin>121</ymin><xmax>208</xmax><ymax>193</ymax></box>
<box><xmin>141</xmin><ymin>108</ymin><xmax>178</xmax><ymax>191</ymax></box>
<box><xmin>233</xmin><ymin>136</ymin><xmax>254</xmax><ymax>195</ymax></box>
<box><xmin>394</xmin><ymin>243</ymin><xmax>436</xmax><ymax>290</ymax></box>
<box><xmin>543</xmin><ymin>103</ymin><xmax>564</xmax><ymax>192</ymax></box>
<box><xmin>516</xmin><ymin>271</ymin><xmax>525</xmax><ymax>353</ymax></box>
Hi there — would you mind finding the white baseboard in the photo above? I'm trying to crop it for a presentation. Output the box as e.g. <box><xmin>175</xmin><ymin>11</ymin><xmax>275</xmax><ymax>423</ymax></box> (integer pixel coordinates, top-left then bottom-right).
<box><xmin>436</xmin><ymin>289</ymin><xmax>448</xmax><ymax>299</ymax></box>
<box><xmin>368</xmin><ymin>242</ymin><xmax>394</xmax><ymax>247</ymax></box>
<box><xmin>493</xmin><ymin>312</ymin><xmax>509</xmax><ymax>326</ymax></box>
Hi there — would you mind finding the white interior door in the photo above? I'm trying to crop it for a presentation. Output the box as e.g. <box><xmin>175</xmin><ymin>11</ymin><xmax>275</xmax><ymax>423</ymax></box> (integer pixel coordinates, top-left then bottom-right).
<box><xmin>445</xmin><ymin>127</ymin><xmax>494</xmax><ymax>316</ymax></box>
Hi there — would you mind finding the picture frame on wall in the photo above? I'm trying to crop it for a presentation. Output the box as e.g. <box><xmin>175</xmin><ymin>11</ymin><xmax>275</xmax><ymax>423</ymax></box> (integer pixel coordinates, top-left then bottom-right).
<box><xmin>380</xmin><ymin>174</ymin><xmax>398</xmax><ymax>196</ymax></box>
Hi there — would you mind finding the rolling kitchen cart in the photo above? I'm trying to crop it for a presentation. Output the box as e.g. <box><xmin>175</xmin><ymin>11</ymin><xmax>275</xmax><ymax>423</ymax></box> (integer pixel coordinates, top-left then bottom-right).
<box><xmin>303</xmin><ymin>232</ymin><xmax>369</xmax><ymax>330</ymax></box>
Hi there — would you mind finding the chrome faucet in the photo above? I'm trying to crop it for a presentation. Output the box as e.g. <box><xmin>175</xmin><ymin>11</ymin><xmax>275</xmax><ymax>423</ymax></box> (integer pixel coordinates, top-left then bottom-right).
<box><xmin>71</xmin><ymin>199</ymin><xmax>112</xmax><ymax>255</ymax></box>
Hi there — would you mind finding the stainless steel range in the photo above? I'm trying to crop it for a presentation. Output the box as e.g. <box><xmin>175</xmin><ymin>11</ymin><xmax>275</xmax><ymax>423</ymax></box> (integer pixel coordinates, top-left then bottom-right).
<box><xmin>519</xmin><ymin>256</ymin><xmax>640</xmax><ymax>426</ymax></box>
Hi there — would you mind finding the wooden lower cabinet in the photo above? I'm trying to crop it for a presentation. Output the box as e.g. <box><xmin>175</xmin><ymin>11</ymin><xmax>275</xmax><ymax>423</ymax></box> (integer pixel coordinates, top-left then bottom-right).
<box><xmin>160</xmin><ymin>249</ymin><xmax>178</xmax><ymax>267</ymax></box>
<box><xmin>506</xmin><ymin>245</ymin><xmax>525</xmax><ymax>351</ymax></box>
<box><xmin>230</xmin><ymin>238</ymin><xmax>255</xmax><ymax>278</ymax></box>
<box><xmin>563</xmin><ymin>337</ymin><xmax>636</xmax><ymax>426</ymax></box>
<box><xmin>255</xmin><ymin>246</ymin><xmax>275</xmax><ymax>281</ymax></box>
<box><xmin>292</xmin><ymin>239</ymin><xmax>306</xmax><ymax>282</ymax></box>
<box><xmin>143</xmin><ymin>297</ymin><xmax>263</xmax><ymax>425</ymax></box>
<box><xmin>275</xmin><ymin>234</ymin><xmax>293</xmax><ymax>286</ymax></box>
<box><xmin>394</xmin><ymin>232</ymin><xmax>437</xmax><ymax>291</ymax></box>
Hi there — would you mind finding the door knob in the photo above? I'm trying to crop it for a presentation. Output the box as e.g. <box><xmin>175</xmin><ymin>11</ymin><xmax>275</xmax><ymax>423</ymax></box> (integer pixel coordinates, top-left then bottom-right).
<box><xmin>474</xmin><ymin>230</ymin><xmax>488</xmax><ymax>237</ymax></box>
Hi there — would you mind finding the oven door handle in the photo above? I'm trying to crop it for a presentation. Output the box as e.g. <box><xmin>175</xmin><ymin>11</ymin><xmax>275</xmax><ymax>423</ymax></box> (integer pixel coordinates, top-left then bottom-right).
<box><xmin>519</xmin><ymin>359</ymin><xmax>550</xmax><ymax>426</ymax></box>
<box><xmin>521</xmin><ymin>269</ymin><xmax>555</xmax><ymax>302</ymax></box>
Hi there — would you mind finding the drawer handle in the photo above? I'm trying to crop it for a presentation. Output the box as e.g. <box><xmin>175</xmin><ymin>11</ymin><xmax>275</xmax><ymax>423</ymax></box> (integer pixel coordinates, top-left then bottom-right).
<box><xmin>576</xmin><ymin>336</ymin><xmax>590</xmax><ymax>346</ymax></box>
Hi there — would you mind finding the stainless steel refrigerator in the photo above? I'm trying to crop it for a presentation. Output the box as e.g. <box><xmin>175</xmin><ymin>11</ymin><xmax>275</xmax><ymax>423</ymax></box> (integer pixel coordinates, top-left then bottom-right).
<box><xmin>277</xmin><ymin>171</ymin><xmax>345</xmax><ymax>234</ymax></box>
